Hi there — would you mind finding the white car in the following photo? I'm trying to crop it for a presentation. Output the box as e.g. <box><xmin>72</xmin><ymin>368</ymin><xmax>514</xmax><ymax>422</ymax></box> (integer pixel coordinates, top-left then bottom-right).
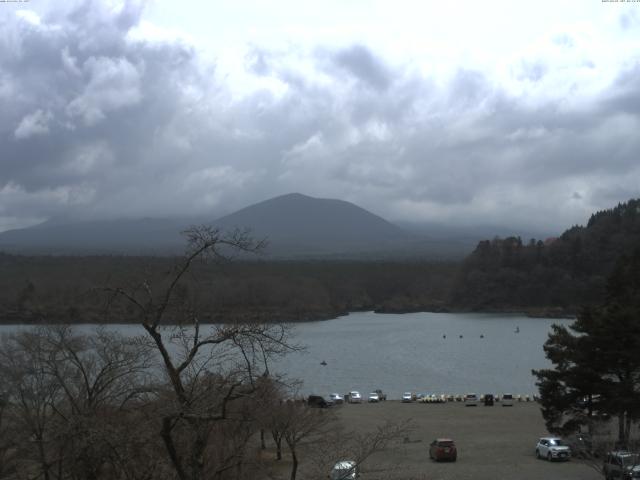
<box><xmin>464</xmin><ymin>393</ymin><xmax>478</xmax><ymax>406</ymax></box>
<box><xmin>502</xmin><ymin>393</ymin><xmax>514</xmax><ymax>406</ymax></box>
<box><xmin>330</xmin><ymin>460</ymin><xmax>358</xmax><ymax>480</ymax></box>
<box><xmin>349</xmin><ymin>391</ymin><xmax>362</xmax><ymax>403</ymax></box>
<box><xmin>329</xmin><ymin>393</ymin><xmax>344</xmax><ymax>404</ymax></box>
<box><xmin>368</xmin><ymin>392</ymin><xmax>380</xmax><ymax>402</ymax></box>
<box><xmin>535</xmin><ymin>437</ymin><xmax>571</xmax><ymax>461</ymax></box>
<box><xmin>402</xmin><ymin>392</ymin><xmax>413</xmax><ymax>402</ymax></box>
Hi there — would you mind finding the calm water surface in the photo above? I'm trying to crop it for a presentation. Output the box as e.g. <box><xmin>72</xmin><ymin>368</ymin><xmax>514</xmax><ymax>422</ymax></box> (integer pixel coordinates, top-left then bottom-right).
<box><xmin>0</xmin><ymin>312</ymin><xmax>571</xmax><ymax>398</ymax></box>
<box><xmin>271</xmin><ymin>311</ymin><xmax>572</xmax><ymax>397</ymax></box>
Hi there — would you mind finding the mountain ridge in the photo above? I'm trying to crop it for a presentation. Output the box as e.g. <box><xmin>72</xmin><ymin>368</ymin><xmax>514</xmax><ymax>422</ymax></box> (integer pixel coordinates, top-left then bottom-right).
<box><xmin>213</xmin><ymin>193</ymin><xmax>409</xmax><ymax>255</ymax></box>
<box><xmin>0</xmin><ymin>193</ymin><xmax>413</xmax><ymax>257</ymax></box>
<box><xmin>0</xmin><ymin>192</ymin><xmax>551</xmax><ymax>259</ymax></box>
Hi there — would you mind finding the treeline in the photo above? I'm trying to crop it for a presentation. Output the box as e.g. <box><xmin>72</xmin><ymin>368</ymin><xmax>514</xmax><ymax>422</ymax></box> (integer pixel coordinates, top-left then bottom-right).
<box><xmin>452</xmin><ymin>198</ymin><xmax>640</xmax><ymax>313</ymax></box>
<box><xmin>0</xmin><ymin>254</ymin><xmax>458</xmax><ymax>324</ymax></box>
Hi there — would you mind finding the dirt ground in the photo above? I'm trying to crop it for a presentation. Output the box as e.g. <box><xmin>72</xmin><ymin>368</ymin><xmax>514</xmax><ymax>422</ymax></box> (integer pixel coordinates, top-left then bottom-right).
<box><xmin>309</xmin><ymin>400</ymin><xmax>603</xmax><ymax>480</ymax></box>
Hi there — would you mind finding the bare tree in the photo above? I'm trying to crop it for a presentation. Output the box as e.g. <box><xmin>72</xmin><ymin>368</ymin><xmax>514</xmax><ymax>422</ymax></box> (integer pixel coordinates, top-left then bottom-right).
<box><xmin>0</xmin><ymin>326</ymin><xmax>159</xmax><ymax>480</ymax></box>
<box><xmin>282</xmin><ymin>403</ymin><xmax>333</xmax><ymax>480</ymax></box>
<box><xmin>307</xmin><ymin>419</ymin><xmax>413</xmax><ymax>480</ymax></box>
<box><xmin>0</xmin><ymin>330</ymin><xmax>62</xmax><ymax>480</ymax></box>
<box><xmin>38</xmin><ymin>326</ymin><xmax>155</xmax><ymax>480</ymax></box>
<box><xmin>0</xmin><ymin>385</ymin><xmax>12</xmax><ymax>478</ymax></box>
<box><xmin>104</xmin><ymin>226</ymin><xmax>298</xmax><ymax>480</ymax></box>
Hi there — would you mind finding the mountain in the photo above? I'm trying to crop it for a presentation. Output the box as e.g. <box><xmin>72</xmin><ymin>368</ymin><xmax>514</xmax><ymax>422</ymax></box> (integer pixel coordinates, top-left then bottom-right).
<box><xmin>0</xmin><ymin>193</ymin><xmax>423</xmax><ymax>257</ymax></box>
<box><xmin>4</xmin><ymin>193</ymin><xmax>531</xmax><ymax>258</ymax></box>
<box><xmin>213</xmin><ymin>193</ymin><xmax>410</xmax><ymax>256</ymax></box>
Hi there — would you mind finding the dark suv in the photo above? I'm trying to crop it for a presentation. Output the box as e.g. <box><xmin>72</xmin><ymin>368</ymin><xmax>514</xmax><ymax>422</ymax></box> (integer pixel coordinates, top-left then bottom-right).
<box><xmin>603</xmin><ymin>451</ymin><xmax>640</xmax><ymax>479</ymax></box>
<box><xmin>307</xmin><ymin>395</ymin><xmax>329</xmax><ymax>408</ymax></box>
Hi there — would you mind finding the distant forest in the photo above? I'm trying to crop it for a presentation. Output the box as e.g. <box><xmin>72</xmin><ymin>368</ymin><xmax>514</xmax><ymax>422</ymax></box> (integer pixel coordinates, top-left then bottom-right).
<box><xmin>0</xmin><ymin>255</ymin><xmax>457</xmax><ymax>324</ymax></box>
<box><xmin>2</xmin><ymin>198</ymin><xmax>639</xmax><ymax>324</ymax></box>
<box><xmin>452</xmin><ymin>198</ymin><xmax>640</xmax><ymax>313</ymax></box>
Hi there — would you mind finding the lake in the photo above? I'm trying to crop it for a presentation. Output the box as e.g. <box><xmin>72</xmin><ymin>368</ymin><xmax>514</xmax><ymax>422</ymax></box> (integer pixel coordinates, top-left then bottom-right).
<box><xmin>270</xmin><ymin>311</ymin><xmax>572</xmax><ymax>398</ymax></box>
<box><xmin>0</xmin><ymin>311</ymin><xmax>572</xmax><ymax>399</ymax></box>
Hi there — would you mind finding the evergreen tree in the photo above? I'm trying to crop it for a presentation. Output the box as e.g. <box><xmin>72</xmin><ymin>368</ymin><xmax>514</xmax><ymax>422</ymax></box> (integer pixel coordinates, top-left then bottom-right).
<box><xmin>533</xmin><ymin>248</ymin><xmax>640</xmax><ymax>445</ymax></box>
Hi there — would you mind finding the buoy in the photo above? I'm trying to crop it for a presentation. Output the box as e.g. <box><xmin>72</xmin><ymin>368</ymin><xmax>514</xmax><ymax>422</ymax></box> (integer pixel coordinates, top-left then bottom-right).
<box><xmin>459</xmin><ymin>335</ymin><xmax>463</xmax><ymax>338</ymax></box>
<box><xmin>443</xmin><ymin>334</ymin><xmax>446</xmax><ymax>339</ymax></box>
<box><xmin>480</xmin><ymin>334</ymin><xmax>484</xmax><ymax>338</ymax></box>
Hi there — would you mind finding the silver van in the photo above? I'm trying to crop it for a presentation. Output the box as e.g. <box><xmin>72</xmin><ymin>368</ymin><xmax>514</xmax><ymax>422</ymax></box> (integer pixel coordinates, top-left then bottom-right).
<box><xmin>464</xmin><ymin>393</ymin><xmax>478</xmax><ymax>406</ymax></box>
<box><xmin>502</xmin><ymin>393</ymin><xmax>514</xmax><ymax>406</ymax></box>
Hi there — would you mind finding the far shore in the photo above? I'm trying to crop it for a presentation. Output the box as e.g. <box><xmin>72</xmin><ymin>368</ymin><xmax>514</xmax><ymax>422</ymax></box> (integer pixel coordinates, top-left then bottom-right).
<box><xmin>0</xmin><ymin>306</ymin><xmax>576</xmax><ymax>325</ymax></box>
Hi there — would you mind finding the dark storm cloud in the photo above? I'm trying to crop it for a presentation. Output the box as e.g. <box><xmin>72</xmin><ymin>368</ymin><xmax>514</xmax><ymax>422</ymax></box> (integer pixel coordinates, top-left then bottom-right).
<box><xmin>326</xmin><ymin>44</ymin><xmax>392</xmax><ymax>91</ymax></box>
<box><xmin>601</xmin><ymin>60</ymin><xmax>640</xmax><ymax>116</ymax></box>
<box><xmin>1</xmin><ymin>1</ymin><xmax>639</xmax><ymax>232</ymax></box>
<box><xmin>0</xmin><ymin>1</ymin><xmax>216</xmax><ymax>221</ymax></box>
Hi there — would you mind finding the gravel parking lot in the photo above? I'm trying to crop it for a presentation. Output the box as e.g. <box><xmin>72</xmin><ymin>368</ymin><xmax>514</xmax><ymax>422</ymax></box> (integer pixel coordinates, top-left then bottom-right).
<box><xmin>329</xmin><ymin>400</ymin><xmax>603</xmax><ymax>480</ymax></box>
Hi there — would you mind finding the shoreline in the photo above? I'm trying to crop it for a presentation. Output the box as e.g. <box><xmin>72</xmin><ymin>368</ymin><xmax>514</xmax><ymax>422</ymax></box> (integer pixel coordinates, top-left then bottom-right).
<box><xmin>0</xmin><ymin>306</ymin><xmax>576</xmax><ymax>325</ymax></box>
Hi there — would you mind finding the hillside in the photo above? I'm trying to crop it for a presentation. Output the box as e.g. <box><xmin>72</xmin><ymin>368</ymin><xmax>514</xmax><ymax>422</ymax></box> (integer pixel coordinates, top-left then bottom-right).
<box><xmin>450</xmin><ymin>198</ymin><xmax>640</xmax><ymax>313</ymax></box>
<box><xmin>213</xmin><ymin>193</ymin><xmax>409</xmax><ymax>256</ymax></box>
<box><xmin>0</xmin><ymin>217</ymin><xmax>189</xmax><ymax>254</ymax></box>
<box><xmin>0</xmin><ymin>193</ymin><xmax>470</xmax><ymax>259</ymax></box>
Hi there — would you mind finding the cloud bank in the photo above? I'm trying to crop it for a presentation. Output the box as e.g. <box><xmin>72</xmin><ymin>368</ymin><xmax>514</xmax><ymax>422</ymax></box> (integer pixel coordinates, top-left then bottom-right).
<box><xmin>1</xmin><ymin>0</ymin><xmax>639</xmax><ymax>233</ymax></box>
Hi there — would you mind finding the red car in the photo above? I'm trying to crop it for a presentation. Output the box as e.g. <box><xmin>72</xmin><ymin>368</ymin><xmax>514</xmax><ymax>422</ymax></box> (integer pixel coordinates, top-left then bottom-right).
<box><xmin>429</xmin><ymin>438</ymin><xmax>457</xmax><ymax>462</ymax></box>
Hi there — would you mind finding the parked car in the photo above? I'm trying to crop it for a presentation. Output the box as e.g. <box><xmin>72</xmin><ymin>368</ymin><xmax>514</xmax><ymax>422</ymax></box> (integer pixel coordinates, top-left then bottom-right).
<box><xmin>535</xmin><ymin>437</ymin><xmax>571</xmax><ymax>461</ymax></box>
<box><xmin>368</xmin><ymin>392</ymin><xmax>380</xmax><ymax>402</ymax></box>
<box><xmin>329</xmin><ymin>393</ymin><xmax>344</xmax><ymax>405</ymax></box>
<box><xmin>429</xmin><ymin>438</ymin><xmax>457</xmax><ymax>462</ymax></box>
<box><xmin>484</xmin><ymin>394</ymin><xmax>495</xmax><ymax>406</ymax></box>
<box><xmin>501</xmin><ymin>393</ymin><xmax>514</xmax><ymax>406</ymax></box>
<box><xmin>307</xmin><ymin>395</ymin><xmax>329</xmax><ymax>408</ymax></box>
<box><xmin>374</xmin><ymin>389</ymin><xmax>387</xmax><ymax>401</ymax></box>
<box><xmin>464</xmin><ymin>393</ymin><xmax>478</xmax><ymax>406</ymax></box>
<box><xmin>330</xmin><ymin>460</ymin><xmax>358</xmax><ymax>479</ymax></box>
<box><xmin>603</xmin><ymin>451</ymin><xmax>640</xmax><ymax>479</ymax></box>
<box><xmin>402</xmin><ymin>392</ymin><xmax>413</xmax><ymax>403</ymax></box>
<box><xmin>349</xmin><ymin>391</ymin><xmax>362</xmax><ymax>403</ymax></box>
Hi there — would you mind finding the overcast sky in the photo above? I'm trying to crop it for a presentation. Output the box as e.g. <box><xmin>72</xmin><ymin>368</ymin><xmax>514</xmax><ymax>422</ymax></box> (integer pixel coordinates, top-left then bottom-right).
<box><xmin>1</xmin><ymin>0</ymin><xmax>639</xmax><ymax>233</ymax></box>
